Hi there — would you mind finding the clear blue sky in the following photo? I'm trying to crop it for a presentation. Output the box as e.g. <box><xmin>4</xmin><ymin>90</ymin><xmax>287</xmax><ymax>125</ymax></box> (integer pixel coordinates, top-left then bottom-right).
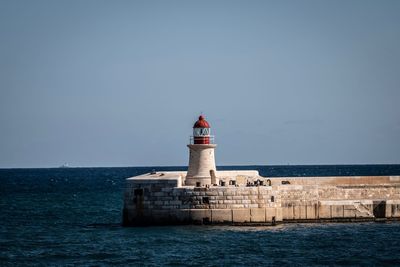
<box><xmin>1</xmin><ymin>0</ymin><xmax>399</xmax><ymax>168</ymax></box>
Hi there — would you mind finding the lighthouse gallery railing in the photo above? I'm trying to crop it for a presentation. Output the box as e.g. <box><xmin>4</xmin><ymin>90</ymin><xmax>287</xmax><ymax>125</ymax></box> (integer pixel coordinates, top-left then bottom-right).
<box><xmin>189</xmin><ymin>135</ymin><xmax>215</xmax><ymax>145</ymax></box>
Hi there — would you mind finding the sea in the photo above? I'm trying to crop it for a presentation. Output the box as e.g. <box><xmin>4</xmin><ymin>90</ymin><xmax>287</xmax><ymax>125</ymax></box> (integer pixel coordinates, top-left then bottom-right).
<box><xmin>1</xmin><ymin>165</ymin><xmax>400</xmax><ymax>266</ymax></box>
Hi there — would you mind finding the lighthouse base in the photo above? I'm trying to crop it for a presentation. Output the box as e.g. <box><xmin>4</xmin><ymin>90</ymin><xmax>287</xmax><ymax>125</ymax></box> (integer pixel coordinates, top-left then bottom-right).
<box><xmin>186</xmin><ymin>144</ymin><xmax>217</xmax><ymax>186</ymax></box>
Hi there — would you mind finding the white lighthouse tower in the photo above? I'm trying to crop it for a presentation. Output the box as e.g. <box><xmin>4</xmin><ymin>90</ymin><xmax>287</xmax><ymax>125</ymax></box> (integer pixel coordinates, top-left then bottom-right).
<box><xmin>186</xmin><ymin>115</ymin><xmax>217</xmax><ymax>186</ymax></box>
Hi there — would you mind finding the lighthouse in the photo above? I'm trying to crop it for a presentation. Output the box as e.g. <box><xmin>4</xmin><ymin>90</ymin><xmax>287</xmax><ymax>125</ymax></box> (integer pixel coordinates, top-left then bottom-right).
<box><xmin>186</xmin><ymin>115</ymin><xmax>217</xmax><ymax>186</ymax></box>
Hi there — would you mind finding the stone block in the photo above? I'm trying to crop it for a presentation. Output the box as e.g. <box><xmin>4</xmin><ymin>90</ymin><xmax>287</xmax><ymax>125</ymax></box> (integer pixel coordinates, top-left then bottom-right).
<box><xmin>232</xmin><ymin>209</ymin><xmax>250</xmax><ymax>223</ymax></box>
<box><xmin>250</xmin><ymin>208</ymin><xmax>265</xmax><ymax>222</ymax></box>
<box><xmin>266</xmin><ymin>207</ymin><xmax>276</xmax><ymax>222</ymax></box>
<box><xmin>258</xmin><ymin>187</ymin><xmax>273</xmax><ymax>194</ymax></box>
<box><xmin>190</xmin><ymin>209</ymin><xmax>211</xmax><ymax>224</ymax></box>
<box><xmin>193</xmin><ymin>204</ymin><xmax>209</xmax><ymax>209</ymax></box>
<box><xmin>194</xmin><ymin>187</ymin><xmax>207</xmax><ymax>192</ymax></box>
<box><xmin>331</xmin><ymin>205</ymin><xmax>344</xmax><ymax>218</ymax></box>
<box><xmin>318</xmin><ymin>205</ymin><xmax>331</xmax><ymax>219</ymax></box>
<box><xmin>276</xmin><ymin>208</ymin><xmax>283</xmax><ymax>221</ymax></box>
<box><xmin>282</xmin><ymin>206</ymin><xmax>293</xmax><ymax>220</ymax></box>
<box><xmin>306</xmin><ymin>205</ymin><xmax>317</xmax><ymax>220</ymax></box>
<box><xmin>154</xmin><ymin>200</ymin><xmax>164</xmax><ymax>205</ymax></box>
<box><xmin>249</xmin><ymin>189</ymin><xmax>258</xmax><ymax>195</ymax></box>
<box><xmin>294</xmin><ymin>205</ymin><xmax>306</xmax><ymax>219</ymax></box>
<box><xmin>238</xmin><ymin>190</ymin><xmax>249</xmax><ymax>196</ymax></box>
<box><xmin>343</xmin><ymin>205</ymin><xmax>357</xmax><ymax>218</ymax></box>
<box><xmin>161</xmin><ymin>187</ymin><xmax>173</xmax><ymax>192</ymax></box>
<box><xmin>153</xmin><ymin>192</ymin><xmax>166</xmax><ymax>197</ymax></box>
<box><xmin>170</xmin><ymin>210</ymin><xmax>190</xmax><ymax>223</ymax></box>
<box><xmin>206</xmin><ymin>191</ymin><xmax>219</xmax><ymax>196</ymax></box>
<box><xmin>385</xmin><ymin>204</ymin><xmax>392</xmax><ymax>218</ymax></box>
<box><xmin>224</xmin><ymin>189</ymin><xmax>236</xmax><ymax>196</ymax></box>
<box><xmin>393</xmin><ymin>205</ymin><xmax>400</xmax><ymax>217</ymax></box>
<box><xmin>211</xmin><ymin>209</ymin><xmax>232</xmax><ymax>223</ymax></box>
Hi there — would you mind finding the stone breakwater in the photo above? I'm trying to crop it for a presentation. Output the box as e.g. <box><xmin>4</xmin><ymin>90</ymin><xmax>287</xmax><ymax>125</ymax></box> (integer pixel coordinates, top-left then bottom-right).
<box><xmin>122</xmin><ymin>171</ymin><xmax>400</xmax><ymax>226</ymax></box>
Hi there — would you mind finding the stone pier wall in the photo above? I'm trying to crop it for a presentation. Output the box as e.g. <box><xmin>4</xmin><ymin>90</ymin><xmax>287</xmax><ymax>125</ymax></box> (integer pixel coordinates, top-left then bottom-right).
<box><xmin>277</xmin><ymin>183</ymin><xmax>400</xmax><ymax>221</ymax></box>
<box><xmin>123</xmin><ymin>173</ymin><xmax>400</xmax><ymax>226</ymax></box>
<box><xmin>123</xmin><ymin>177</ymin><xmax>281</xmax><ymax>225</ymax></box>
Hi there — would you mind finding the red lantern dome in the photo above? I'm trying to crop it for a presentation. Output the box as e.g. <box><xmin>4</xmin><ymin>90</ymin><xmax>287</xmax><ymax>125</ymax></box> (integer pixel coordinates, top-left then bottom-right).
<box><xmin>193</xmin><ymin>115</ymin><xmax>210</xmax><ymax>128</ymax></box>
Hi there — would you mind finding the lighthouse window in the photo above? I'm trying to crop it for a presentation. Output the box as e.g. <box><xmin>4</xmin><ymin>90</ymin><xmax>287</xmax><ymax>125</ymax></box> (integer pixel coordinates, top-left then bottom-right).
<box><xmin>194</xmin><ymin>128</ymin><xmax>209</xmax><ymax>136</ymax></box>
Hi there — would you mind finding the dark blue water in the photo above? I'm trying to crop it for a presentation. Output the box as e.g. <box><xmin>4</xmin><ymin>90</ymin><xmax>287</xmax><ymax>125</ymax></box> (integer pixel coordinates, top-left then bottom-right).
<box><xmin>1</xmin><ymin>165</ymin><xmax>400</xmax><ymax>266</ymax></box>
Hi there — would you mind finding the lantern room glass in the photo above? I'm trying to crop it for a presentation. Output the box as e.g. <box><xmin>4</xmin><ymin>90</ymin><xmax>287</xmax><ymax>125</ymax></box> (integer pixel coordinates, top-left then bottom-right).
<box><xmin>193</xmin><ymin>128</ymin><xmax>210</xmax><ymax>137</ymax></box>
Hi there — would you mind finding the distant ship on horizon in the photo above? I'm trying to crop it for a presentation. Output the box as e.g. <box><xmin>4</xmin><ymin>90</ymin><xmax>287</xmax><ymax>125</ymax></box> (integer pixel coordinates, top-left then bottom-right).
<box><xmin>59</xmin><ymin>163</ymin><xmax>70</xmax><ymax>168</ymax></box>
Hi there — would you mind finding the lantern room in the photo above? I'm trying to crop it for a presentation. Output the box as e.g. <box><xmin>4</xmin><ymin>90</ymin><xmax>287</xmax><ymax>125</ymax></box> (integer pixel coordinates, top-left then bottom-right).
<box><xmin>191</xmin><ymin>115</ymin><xmax>214</xmax><ymax>144</ymax></box>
